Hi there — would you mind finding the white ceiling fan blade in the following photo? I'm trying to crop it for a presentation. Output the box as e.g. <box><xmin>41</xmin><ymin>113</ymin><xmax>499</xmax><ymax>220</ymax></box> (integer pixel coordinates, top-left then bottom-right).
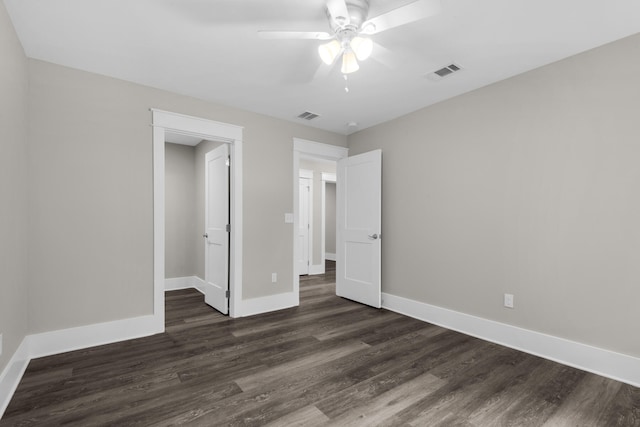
<box><xmin>370</xmin><ymin>42</ymin><xmax>399</xmax><ymax>69</ymax></box>
<box><xmin>361</xmin><ymin>0</ymin><xmax>441</xmax><ymax>35</ymax></box>
<box><xmin>326</xmin><ymin>0</ymin><xmax>351</xmax><ymax>27</ymax></box>
<box><xmin>258</xmin><ymin>31</ymin><xmax>333</xmax><ymax>40</ymax></box>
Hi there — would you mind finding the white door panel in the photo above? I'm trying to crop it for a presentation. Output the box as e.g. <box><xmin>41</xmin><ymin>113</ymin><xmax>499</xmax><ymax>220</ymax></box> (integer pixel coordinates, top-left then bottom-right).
<box><xmin>337</xmin><ymin>149</ymin><xmax>382</xmax><ymax>308</ymax></box>
<box><xmin>204</xmin><ymin>144</ymin><xmax>229</xmax><ymax>314</ymax></box>
<box><xmin>298</xmin><ymin>177</ymin><xmax>311</xmax><ymax>275</ymax></box>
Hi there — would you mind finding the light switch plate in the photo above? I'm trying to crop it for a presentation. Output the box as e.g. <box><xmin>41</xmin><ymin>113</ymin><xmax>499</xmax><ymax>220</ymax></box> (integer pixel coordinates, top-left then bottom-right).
<box><xmin>504</xmin><ymin>293</ymin><xmax>514</xmax><ymax>309</ymax></box>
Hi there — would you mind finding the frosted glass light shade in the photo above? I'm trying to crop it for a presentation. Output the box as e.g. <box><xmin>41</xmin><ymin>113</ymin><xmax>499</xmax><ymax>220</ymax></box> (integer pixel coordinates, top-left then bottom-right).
<box><xmin>350</xmin><ymin>37</ymin><xmax>373</xmax><ymax>61</ymax></box>
<box><xmin>341</xmin><ymin>50</ymin><xmax>359</xmax><ymax>74</ymax></box>
<box><xmin>318</xmin><ymin>40</ymin><xmax>341</xmax><ymax>65</ymax></box>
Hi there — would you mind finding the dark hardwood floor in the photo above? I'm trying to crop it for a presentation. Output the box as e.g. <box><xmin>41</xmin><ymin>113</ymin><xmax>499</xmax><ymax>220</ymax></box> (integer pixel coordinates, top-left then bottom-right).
<box><xmin>2</xmin><ymin>261</ymin><xmax>639</xmax><ymax>426</ymax></box>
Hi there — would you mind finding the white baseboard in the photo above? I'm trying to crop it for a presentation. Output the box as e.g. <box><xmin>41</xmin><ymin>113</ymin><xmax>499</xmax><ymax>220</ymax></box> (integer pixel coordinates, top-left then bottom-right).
<box><xmin>0</xmin><ymin>314</ymin><xmax>162</xmax><ymax>418</ymax></box>
<box><xmin>309</xmin><ymin>264</ymin><xmax>325</xmax><ymax>276</ymax></box>
<box><xmin>28</xmin><ymin>315</ymin><xmax>161</xmax><ymax>359</ymax></box>
<box><xmin>325</xmin><ymin>253</ymin><xmax>336</xmax><ymax>261</ymax></box>
<box><xmin>238</xmin><ymin>291</ymin><xmax>298</xmax><ymax>317</ymax></box>
<box><xmin>382</xmin><ymin>292</ymin><xmax>640</xmax><ymax>388</ymax></box>
<box><xmin>165</xmin><ymin>276</ymin><xmax>205</xmax><ymax>294</ymax></box>
<box><xmin>0</xmin><ymin>338</ymin><xmax>30</xmax><ymax>418</ymax></box>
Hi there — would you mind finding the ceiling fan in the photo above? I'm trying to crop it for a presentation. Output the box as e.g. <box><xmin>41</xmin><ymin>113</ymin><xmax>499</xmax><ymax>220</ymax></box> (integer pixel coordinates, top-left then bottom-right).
<box><xmin>258</xmin><ymin>0</ymin><xmax>441</xmax><ymax>75</ymax></box>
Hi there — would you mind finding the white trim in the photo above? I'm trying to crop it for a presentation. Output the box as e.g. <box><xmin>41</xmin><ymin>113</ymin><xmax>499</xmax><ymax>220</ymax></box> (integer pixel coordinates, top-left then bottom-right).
<box><xmin>28</xmin><ymin>316</ymin><xmax>159</xmax><ymax>359</ymax></box>
<box><xmin>382</xmin><ymin>292</ymin><xmax>640</xmax><ymax>388</ymax></box>
<box><xmin>152</xmin><ymin>109</ymin><xmax>243</xmax><ymax>319</ymax></box>
<box><xmin>237</xmin><ymin>292</ymin><xmax>298</xmax><ymax>318</ymax></box>
<box><xmin>293</xmin><ymin>139</ymin><xmax>348</xmax><ymax>305</ymax></box>
<box><xmin>294</xmin><ymin>138</ymin><xmax>348</xmax><ymax>161</ymax></box>
<box><xmin>151</xmin><ymin>109</ymin><xmax>243</xmax><ymax>142</ymax></box>
<box><xmin>299</xmin><ymin>169</ymin><xmax>313</xmax><ymax>179</ymax></box>
<box><xmin>321</xmin><ymin>178</ymin><xmax>326</xmax><ymax>272</ymax></box>
<box><xmin>325</xmin><ymin>252</ymin><xmax>336</xmax><ymax>261</ymax></box>
<box><xmin>309</xmin><ymin>264</ymin><xmax>325</xmax><ymax>275</ymax></box>
<box><xmin>165</xmin><ymin>276</ymin><xmax>206</xmax><ymax>294</ymax></box>
<box><xmin>322</xmin><ymin>172</ymin><xmax>336</xmax><ymax>183</ymax></box>
<box><xmin>152</xmin><ymin>125</ymin><xmax>166</xmax><ymax>332</ymax></box>
<box><xmin>0</xmin><ymin>339</ymin><xmax>29</xmax><ymax>418</ymax></box>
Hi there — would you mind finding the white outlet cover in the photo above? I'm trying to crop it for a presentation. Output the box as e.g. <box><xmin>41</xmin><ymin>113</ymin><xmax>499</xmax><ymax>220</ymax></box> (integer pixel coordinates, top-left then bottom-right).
<box><xmin>284</xmin><ymin>213</ymin><xmax>294</xmax><ymax>223</ymax></box>
<box><xmin>504</xmin><ymin>293</ymin><xmax>514</xmax><ymax>309</ymax></box>
<box><xmin>272</xmin><ymin>273</ymin><xmax>277</xmax><ymax>283</ymax></box>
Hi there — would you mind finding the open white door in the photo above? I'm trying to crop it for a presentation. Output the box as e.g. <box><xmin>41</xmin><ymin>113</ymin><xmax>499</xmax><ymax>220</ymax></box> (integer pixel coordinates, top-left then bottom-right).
<box><xmin>298</xmin><ymin>176</ymin><xmax>311</xmax><ymax>275</ymax></box>
<box><xmin>204</xmin><ymin>144</ymin><xmax>230</xmax><ymax>314</ymax></box>
<box><xmin>336</xmin><ymin>149</ymin><xmax>382</xmax><ymax>308</ymax></box>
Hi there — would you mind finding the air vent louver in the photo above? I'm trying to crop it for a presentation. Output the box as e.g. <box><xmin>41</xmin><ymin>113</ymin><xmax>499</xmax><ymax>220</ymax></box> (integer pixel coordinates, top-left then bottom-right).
<box><xmin>426</xmin><ymin>63</ymin><xmax>463</xmax><ymax>81</ymax></box>
<box><xmin>434</xmin><ymin>67</ymin><xmax>453</xmax><ymax>77</ymax></box>
<box><xmin>297</xmin><ymin>111</ymin><xmax>320</xmax><ymax>120</ymax></box>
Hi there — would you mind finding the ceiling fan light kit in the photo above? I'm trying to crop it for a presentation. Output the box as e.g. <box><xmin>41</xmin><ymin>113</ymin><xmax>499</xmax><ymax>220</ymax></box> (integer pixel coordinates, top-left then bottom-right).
<box><xmin>351</xmin><ymin>36</ymin><xmax>373</xmax><ymax>60</ymax></box>
<box><xmin>318</xmin><ymin>39</ymin><xmax>341</xmax><ymax>65</ymax></box>
<box><xmin>341</xmin><ymin>49</ymin><xmax>360</xmax><ymax>74</ymax></box>
<box><xmin>319</xmin><ymin>34</ymin><xmax>372</xmax><ymax>74</ymax></box>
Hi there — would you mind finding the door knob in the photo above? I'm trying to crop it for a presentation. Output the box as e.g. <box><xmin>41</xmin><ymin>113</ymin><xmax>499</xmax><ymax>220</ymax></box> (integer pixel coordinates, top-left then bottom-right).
<box><xmin>368</xmin><ymin>233</ymin><xmax>378</xmax><ymax>240</ymax></box>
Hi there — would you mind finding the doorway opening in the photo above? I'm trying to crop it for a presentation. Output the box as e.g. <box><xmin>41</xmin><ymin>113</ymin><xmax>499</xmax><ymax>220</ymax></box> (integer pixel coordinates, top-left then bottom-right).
<box><xmin>292</xmin><ymin>138</ymin><xmax>348</xmax><ymax>305</ymax></box>
<box><xmin>152</xmin><ymin>109</ymin><xmax>243</xmax><ymax>330</ymax></box>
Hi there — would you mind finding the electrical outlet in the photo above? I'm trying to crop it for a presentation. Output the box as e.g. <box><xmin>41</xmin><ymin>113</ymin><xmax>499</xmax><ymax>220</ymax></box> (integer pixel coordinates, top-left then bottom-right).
<box><xmin>504</xmin><ymin>293</ymin><xmax>514</xmax><ymax>309</ymax></box>
<box><xmin>272</xmin><ymin>273</ymin><xmax>277</xmax><ymax>283</ymax></box>
<box><xmin>284</xmin><ymin>213</ymin><xmax>294</xmax><ymax>223</ymax></box>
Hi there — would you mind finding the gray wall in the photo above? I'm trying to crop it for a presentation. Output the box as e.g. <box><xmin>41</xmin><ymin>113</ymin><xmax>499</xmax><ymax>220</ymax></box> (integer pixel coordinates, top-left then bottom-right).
<box><xmin>348</xmin><ymin>33</ymin><xmax>640</xmax><ymax>358</ymax></box>
<box><xmin>0</xmin><ymin>1</ymin><xmax>29</xmax><ymax>375</ymax></box>
<box><xmin>325</xmin><ymin>182</ymin><xmax>336</xmax><ymax>255</ymax></box>
<box><xmin>299</xmin><ymin>159</ymin><xmax>336</xmax><ymax>266</ymax></box>
<box><xmin>165</xmin><ymin>143</ymin><xmax>197</xmax><ymax>279</ymax></box>
<box><xmin>27</xmin><ymin>59</ymin><xmax>347</xmax><ymax>333</ymax></box>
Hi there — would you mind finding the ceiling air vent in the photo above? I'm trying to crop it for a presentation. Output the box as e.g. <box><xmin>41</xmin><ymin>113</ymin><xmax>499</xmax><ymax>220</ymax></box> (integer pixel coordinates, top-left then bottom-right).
<box><xmin>297</xmin><ymin>111</ymin><xmax>320</xmax><ymax>121</ymax></box>
<box><xmin>426</xmin><ymin>63</ymin><xmax>462</xmax><ymax>81</ymax></box>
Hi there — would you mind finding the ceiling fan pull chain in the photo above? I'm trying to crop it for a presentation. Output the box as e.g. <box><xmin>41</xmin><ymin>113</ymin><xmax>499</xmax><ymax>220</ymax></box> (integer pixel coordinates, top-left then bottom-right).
<box><xmin>344</xmin><ymin>74</ymin><xmax>349</xmax><ymax>93</ymax></box>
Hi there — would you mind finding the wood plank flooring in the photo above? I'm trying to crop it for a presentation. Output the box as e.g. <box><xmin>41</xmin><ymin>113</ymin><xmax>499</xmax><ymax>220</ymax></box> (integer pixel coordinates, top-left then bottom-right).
<box><xmin>2</xmin><ymin>261</ymin><xmax>639</xmax><ymax>426</ymax></box>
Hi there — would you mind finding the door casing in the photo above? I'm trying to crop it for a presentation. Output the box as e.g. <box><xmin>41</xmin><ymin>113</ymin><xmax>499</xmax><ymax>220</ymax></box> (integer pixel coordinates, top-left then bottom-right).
<box><xmin>152</xmin><ymin>109</ymin><xmax>243</xmax><ymax>327</ymax></box>
<box><xmin>293</xmin><ymin>138</ymin><xmax>348</xmax><ymax>305</ymax></box>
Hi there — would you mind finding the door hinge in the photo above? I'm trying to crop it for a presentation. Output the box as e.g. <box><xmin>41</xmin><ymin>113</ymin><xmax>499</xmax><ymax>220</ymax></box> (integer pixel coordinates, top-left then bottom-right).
<box><xmin>307</xmin><ymin>261</ymin><xmax>310</xmax><ymax>266</ymax></box>
<box><xmin>226</xmin><ymin>224</ymin><xmax>230</xmax><ymax>232</ymax></box>
<box><xmin>225</xmin><ymin>290</ymin><xmax>230</xmax><ymax>298</ymax></box>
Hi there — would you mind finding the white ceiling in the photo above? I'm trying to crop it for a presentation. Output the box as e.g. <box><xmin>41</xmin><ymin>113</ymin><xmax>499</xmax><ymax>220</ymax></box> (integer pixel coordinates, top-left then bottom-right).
<box><xmin>5</xmin><ymin>0</ymin><xmax>640</xmax><ymax>135</ymax></box>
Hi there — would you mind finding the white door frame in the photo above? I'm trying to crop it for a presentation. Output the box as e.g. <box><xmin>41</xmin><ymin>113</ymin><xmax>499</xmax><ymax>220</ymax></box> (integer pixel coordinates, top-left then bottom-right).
<box><xmin>152</xmin><ymin>109</ymin><xmax>243</xmax><ymax>328</ymax></box>
<box><xmin>293</xmin><ymin>138</ymin><xmax>348</xmax><ymax>302</ymax></box>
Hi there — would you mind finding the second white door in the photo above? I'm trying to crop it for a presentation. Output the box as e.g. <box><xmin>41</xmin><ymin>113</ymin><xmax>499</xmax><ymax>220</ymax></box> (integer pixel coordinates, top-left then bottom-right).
<box><xmin>336</xmin><ymin>149</ymin><xmax>382</xmax><ymax>308</ymax></box>
<box><xmin>298</xmin><ymin>175</ymin><xmax>311</xmax><ymax>275</ymax></box>
<box><xmin>204</xmin><ymin>144</ymin><xmax>230</xmax><ymax>314</ymax></box>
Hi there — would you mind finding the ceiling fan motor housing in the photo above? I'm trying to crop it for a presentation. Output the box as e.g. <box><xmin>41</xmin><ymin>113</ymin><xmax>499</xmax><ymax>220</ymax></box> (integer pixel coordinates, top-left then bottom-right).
<box><xmin>327</xmin><ymin>0</ymin><xmax>370</xmax><ymax>33</ymax></box>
